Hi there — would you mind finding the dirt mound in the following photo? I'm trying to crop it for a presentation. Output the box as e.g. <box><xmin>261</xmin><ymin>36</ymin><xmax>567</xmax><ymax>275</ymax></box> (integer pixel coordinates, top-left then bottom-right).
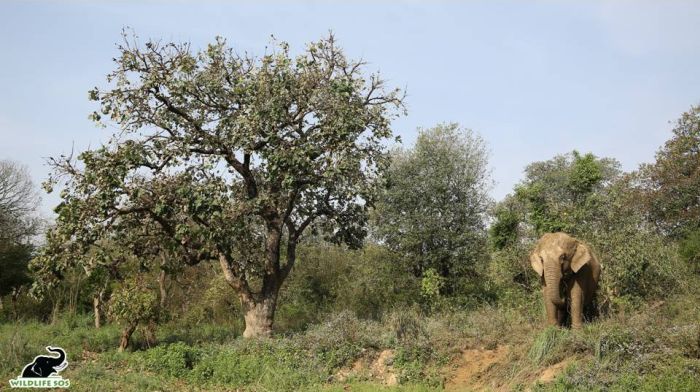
<box><xmin>537</xmin><ymin>358</ymin><xmax>573</xmax><ymax>383</ymax></box>
<box><xmin>334</xmin><ymin>349</ymin><xmax>398</xmax><ymax>386</ymax></box>
<box><xmin>446</xmin><ymin>345</ymin><xmax>510</xmax><ymax>391</ymax></box>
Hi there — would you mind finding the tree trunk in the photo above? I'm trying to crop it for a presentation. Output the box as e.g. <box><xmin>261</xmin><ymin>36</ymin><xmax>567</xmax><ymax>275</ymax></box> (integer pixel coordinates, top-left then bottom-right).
<box><xmin>118</xmin><ymin>323</ymin><xmax>137</xmax><ymax>352</ymax></box>
<box><xmin>217</xmin><ymin>221</ymin><xmax>299</xmax><ymax>339</ymax></box>
<box><xmin>10</xmin><ymin>291</ymin><xmax>19</xmax><ymax>321</ymax></box>
<box><xmin>144</xmin><ymin>321</ymin><xmax>157</xmax><ymax>348</ymax></box>
<box><xmin>50</xmin><ymin>299</ymin><xmax>60</xmax><ymax>325</ymax></box>
<box><xmin>158</xmin><ymin>269</ymin><xmax>167</xmax><ymax>309</ymax></box>
<box><xmin>93</xmin><ymin>295</ymin><xmax>101</xmax><ymax>328</ymax></box>
<box><xmin>241</xmin><ymin>294</ymin><xmax>277</xmax><ymax>338</ymax></box>
<box><xmin>93</xmin><ymin>287</ymin><xmax>106</xmax><ymax>328</ymax></box>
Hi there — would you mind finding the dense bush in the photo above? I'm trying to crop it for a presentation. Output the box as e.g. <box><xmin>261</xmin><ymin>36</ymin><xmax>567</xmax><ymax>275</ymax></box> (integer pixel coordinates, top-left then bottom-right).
<box><xmin>489</xmin><ymin>152</ymin><xmax>691</xmax><ymax>311</ymax></box>
<box><xmin>277</xmin><ymin>243</ymin><xmax>420</xmax><ymax>329</ymax></box>
<box><xmin>373</xmin><ymin>124</ymin><xmax>491</xmax><ymax>300</ymax></box>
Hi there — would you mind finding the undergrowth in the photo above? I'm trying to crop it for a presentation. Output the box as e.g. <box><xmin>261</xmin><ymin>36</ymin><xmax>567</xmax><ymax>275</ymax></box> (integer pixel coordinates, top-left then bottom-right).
<box><xmin>1</xmin><ymin>286</ymin><xmax>699</xmax><ymax>391</ymax></box>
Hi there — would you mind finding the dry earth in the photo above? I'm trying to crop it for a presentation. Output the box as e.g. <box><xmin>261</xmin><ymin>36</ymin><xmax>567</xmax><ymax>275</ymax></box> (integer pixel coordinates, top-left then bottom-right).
<box><xmin>445</xmin><ymin>345</ymin><xmax>573</xmax><ymax>391</ymax></box>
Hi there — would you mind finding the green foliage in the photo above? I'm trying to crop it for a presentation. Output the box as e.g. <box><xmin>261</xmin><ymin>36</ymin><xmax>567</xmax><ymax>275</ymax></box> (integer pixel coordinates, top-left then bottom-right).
<box><xmin>35</xmin><ymin>33</ymin><xmax>405</xmax><ymax>336</ymax></box>
<box><xmin>580</xmin><ymin>178</ymin><xmax>690</xmax><ymax>305</ymax></box>
<box><xmin>640</xmin><ymin>105</ymin><xmax>700</xmax><ymax>238</ymax></box>
<box><xmin>2</xmin><ymin>285</ymin><xmax>700</xmax><ymax>391</ymax></box>
<box><xmin>567</xmin><ymin>151</ymin><xmax>604</xmax><ymax>197</ymax></box>
<box><xmin>374</xmin><ymin>123</ymin><xmax>491</xmax><ymax>298</ymax></box>
<box><xmin>494</xmin><ymin>150</ymin><xmax>688</xmax><ymax>307</ymax></box>
<box><xmin>679</xmin><ymin>228</ymin><xmax>700</xmax><ymax>272</ymax></box>
<box><xmin>486</xmin><ymin>245</ymin><xmax>538</xmax><ymax>304</ymax></box>
<box><xmin>278</xmin><ymin>243</ymin><xmax>420</xmax><ymax>327</ymax></box>
<box><xmin>419</xmin><ymin>268</ymin><xmax>444</xmax><ymax>309</ymax></box>
<box><xmin>188</xmin><ymin>341</ymin><xmax>323</xmax><ymax>390</ymax></box>
<box><xmin>489</xmin><ymin>206</ymin><xmax>520</xmax><ymax>250</ymax></box>
<box><xmin>301</xmin><ymin>310</ymin><xmax>385</xmax><ymax>370</ymax></box>
<box><xmin>0</xmin><ymin>314</ymin><xmax>120</xmax><ymax>379</ymax></box>
<box><xmin>140</xmin><ymin>342</ymin><xmax>203</xmax><ymax>377</ymax></box>
<box><xmin>512</xmin><ymin>150</ymin><xmax>619</xmax><ymax>236</ymax></box>
<box><xmin>0</xmin><ymin>160</ymin><xmax>40</xmax><ymax>304</ymax></box>
<box><xmin>0</xmin><ymin>243</ymin><xmax>33</xmax><ymax>297</ymax></box>
<box><xmin>108</xmin><ymin>280</ymin><xmax>159</xmax><ymax>326</ymax></box>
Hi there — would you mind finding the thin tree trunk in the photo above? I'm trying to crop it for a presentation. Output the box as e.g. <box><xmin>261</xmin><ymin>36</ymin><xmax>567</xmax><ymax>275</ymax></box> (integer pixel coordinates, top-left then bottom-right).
<box><xmin>93</xmin><ymin>295</ymin><xmax>101</xmax><ymax>328</ymax></box>
<box><xmin>144</xmin><ymin>321</ymin><xmax>157</xmax><ymax>348</ymax></box>
<box><xmin>11</xmin><ymin>290</ymin><xmax>19</xmax><ymax>321</ymax></box>
<box><xmin>50</xmin><ymin>299</ymin><xmax>60</xmax><ymax>325</ymax></box>
<box><xmin>93</xmin><ymin>288</ymin><xmax>105</xmax><ymax>328</ymax></box>
<box><xmin>69</xmin><ymin>274</ymin><xmax>83</xmax><ymax>316</ymax></box>
<box><xmin>118</xmin><ymin>323</ymin><xmax>137</xmax><ymax>352</ymax></box>
<box><xmin>158</xmin><ymin>266</ymin><xmax>167</xmax><ymax>309</ymax></box>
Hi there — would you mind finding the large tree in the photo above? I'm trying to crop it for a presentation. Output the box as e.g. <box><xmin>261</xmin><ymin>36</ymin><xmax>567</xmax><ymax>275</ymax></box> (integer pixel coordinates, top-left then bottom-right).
<box><xmin>0</xmin><ymin>160</ymin><xmax>41</xmax><ymax>310</ymax></box>
<box><xmin>373</xmin><ymin>124</ymin><xmax>491</xmax><ymax>296</ymax></box>
<box><xmin>639</xmin><ymin>105</ymin><xmax>700</xmax><ymax>238</ymax></box>
<box><xmin>32</xmin><ymin>33</ymin><xmax>404</xmax><ymax>337</ymax></box>
<box><xmin>0</xmin><ymin>160</ymin><xmax>41</xmax><ymax>242</ymax></box>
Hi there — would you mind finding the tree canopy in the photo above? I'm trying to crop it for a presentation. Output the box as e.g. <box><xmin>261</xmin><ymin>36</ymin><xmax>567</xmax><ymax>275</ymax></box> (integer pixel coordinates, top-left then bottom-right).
<box><xmin>512</xmin><ymin>150</ymin><xmax>620</xmax><ymax>238</ymax></box>
<box><xmin>640</xmin><ymin>105</ymin><xmax>700</xmax><ymax>238</ymax></box>
<box><xmin>0</xmin><ymin>160</ymin><xmax>40</xmax><ymax>299</ymax></box>
<box><xmin>31</xmin><ymin>33</ymin><xmax>405</xmax><ymax>337</ymax></box>
<box><xmin>373</xmin><ymin>123</ymin><xmax>491</xmax><ymax>297</ymax></box>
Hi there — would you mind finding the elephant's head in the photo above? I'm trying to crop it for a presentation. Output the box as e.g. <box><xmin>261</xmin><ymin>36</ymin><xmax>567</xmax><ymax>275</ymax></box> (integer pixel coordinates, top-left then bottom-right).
<box><xmin>23</xmin><ymin>347</ymin><xmax>67</xmax><ymax>377</ymax></box>
<box><xmin>530</xmin><ymin>232</ymin><xmax>593</xmax><ymax>307</ymax></box>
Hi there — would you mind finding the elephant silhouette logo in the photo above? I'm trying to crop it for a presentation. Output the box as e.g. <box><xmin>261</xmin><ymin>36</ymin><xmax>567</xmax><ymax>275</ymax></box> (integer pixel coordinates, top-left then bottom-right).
<box><xmin>8</xmin><ymin>346</ymin><xmax>70</xmax><ymax>389</ymax></box>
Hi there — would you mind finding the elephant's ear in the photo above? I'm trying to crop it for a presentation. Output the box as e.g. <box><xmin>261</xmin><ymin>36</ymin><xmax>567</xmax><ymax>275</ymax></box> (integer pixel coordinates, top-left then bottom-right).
<box><xmin>530</xmin><ymin>252</ymin><xmax>544</xmax><ymax>277</ymax></box>
<box><xmin>31</xmin><ymin>364</ymin><xmax>43</xmax><ymax>377</ymax></box>
<box><xmin>571</xmin><ymin>243</ymin><xmax>592</xmax><ymax>273</ymax></box>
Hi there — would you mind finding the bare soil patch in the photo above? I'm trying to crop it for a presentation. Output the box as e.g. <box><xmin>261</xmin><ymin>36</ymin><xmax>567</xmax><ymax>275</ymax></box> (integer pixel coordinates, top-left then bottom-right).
<box><xmin>446</xmin><ymin>345</ymin><xmax>510</xmax><ymax>391</ymax></box>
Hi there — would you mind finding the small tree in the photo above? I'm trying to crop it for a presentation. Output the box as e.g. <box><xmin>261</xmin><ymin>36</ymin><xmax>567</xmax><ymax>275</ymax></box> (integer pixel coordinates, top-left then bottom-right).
<box><xmin>373</xmin><ymin>123</ymin><xmax>491</xmax><ymax>298</ymax></box>
<box><xmin>108</xmin><ymin>279</ymin><xmax>160</xmax><ymax>351</ymax></box>
<box><xmin>34</xmin><ymin>32</ymin><xmax>404</xmax><ymax>338</ymax></box>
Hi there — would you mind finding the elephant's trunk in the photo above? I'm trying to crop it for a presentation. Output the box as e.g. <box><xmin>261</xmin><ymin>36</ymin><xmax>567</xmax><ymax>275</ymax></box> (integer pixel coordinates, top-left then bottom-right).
<box><xmin>46</xmin><ymin>347</ymin><xmax>66</xmax><ymax>367</ymax></box>
<box><xmin>544</xmin><ymin>262</ymin><xmax>565</xmax><ymax>307</ymax></box>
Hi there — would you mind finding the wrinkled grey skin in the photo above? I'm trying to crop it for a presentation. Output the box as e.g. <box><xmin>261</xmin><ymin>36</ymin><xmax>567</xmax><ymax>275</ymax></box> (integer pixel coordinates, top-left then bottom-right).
<box><xmin>21</xmin><ymin>347</ymin><xmax>67</xmax><ymax>378</ymax></box>
<box><xmin>530</xmin><ymin>232</ymin><xmax>601</xmax><ymax>329</ymax></box>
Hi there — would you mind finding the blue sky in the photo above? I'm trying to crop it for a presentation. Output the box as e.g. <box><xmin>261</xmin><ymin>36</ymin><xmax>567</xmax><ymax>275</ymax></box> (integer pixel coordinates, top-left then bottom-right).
<box><xmin>1</xmin><ymin>1</ymin><xmax>699</xmax><ymax>216</ymax></box>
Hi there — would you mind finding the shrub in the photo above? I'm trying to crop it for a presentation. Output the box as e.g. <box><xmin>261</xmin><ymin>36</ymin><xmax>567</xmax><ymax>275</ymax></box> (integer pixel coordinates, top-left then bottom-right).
<box><xmin>587</xmin><ymin>221</ymin><xmax>689</xmax><ymax>309</ymax></box>
<box><xmin>140</xmin><ymin>342</ymin><xmax>203</xmax><ymax>377</ymax></box>
<box><xmin>300</xmin><ymin>310</ymin><xmax>385</xmax><ymax>370</ymax></box>
<box><xmin>679</xmin><ymin>228</ymin><xmax>700</xmax><ymax>273</ymax></box>
<box><xmin>189</xmin><ymin>340</ymin><xmax>324</xmax><ymax>390</ymax></box>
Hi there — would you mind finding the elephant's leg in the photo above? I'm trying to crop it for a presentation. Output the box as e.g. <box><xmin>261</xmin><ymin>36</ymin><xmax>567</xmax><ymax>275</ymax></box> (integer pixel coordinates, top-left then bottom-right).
<box><xmin>570</xmin><ymin>281</ymin><xmax>584</xmax><ymax>329</ymax></box>
<box><xmin>557</xmin><ymin>307</ymin><xmax>566</xmax><ymax>326</ymax></box>
<box><xmin>543</xmin><ymin>287</ymin><xmax>559</xmax><ymax>326</ymax></box>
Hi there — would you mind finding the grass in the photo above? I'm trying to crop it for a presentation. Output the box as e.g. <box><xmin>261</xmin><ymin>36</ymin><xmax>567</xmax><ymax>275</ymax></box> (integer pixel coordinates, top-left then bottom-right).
<box><xmin>1</xmin><ymin>287</ymin><xmax>700</xmax><ymax>391</ymax></box>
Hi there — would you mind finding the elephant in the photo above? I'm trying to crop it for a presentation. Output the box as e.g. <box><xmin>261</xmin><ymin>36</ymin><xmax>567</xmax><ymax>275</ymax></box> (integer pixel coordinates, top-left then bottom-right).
<box><xmin>530</xmin><ymin>232</ymin><xmax>601</xmax><ymax>329</ymax></box>
<box><xmin>21</xmin><ymin>347</ymin><xmax>67</xmax><ymax>378</ymax></box>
